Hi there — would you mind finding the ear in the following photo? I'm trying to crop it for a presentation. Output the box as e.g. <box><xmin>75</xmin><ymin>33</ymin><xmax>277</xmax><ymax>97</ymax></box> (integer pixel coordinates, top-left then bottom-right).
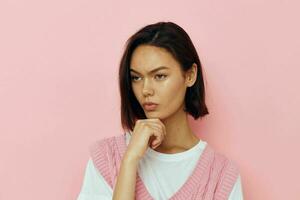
<box><xmin>185</xmin><ymin>63</ymin><xmax>197</xmax><ymax>87</ymax></box>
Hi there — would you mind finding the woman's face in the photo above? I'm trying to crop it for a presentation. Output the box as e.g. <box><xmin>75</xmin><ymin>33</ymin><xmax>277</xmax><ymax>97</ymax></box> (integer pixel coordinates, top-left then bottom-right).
<box><xmin>129</xmin><ymin>45</ymin><xmax>196</xmax><ymax>120</ymax></box>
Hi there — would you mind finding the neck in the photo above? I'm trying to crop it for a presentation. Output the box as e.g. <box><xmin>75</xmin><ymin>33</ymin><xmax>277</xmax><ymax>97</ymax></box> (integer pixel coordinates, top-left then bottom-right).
<box><xmin>156</xmin><ymin>104</ymin><xmax>200</xmax><ymax>154</ymax></box>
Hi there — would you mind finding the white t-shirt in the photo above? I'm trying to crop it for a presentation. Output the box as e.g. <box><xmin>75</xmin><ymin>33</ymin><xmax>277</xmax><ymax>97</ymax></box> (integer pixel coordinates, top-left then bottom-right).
<box><xmin>77</xmin><ymin>132</ymin><xmax>244</xmax><ymax>200</ymax></box>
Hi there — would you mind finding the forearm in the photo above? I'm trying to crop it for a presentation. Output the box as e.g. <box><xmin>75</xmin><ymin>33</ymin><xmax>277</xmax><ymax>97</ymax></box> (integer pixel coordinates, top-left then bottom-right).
<box><xmin>112</xmin><ymin>153</ymin><xmax>139</xmax><ymax>200</ymax></box>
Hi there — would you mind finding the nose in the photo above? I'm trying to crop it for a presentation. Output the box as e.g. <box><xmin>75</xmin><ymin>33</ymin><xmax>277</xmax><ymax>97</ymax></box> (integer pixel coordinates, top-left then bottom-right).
<box><xmin>142</xmin><ymin>78</ymin><xmax>154</xmax><ymax>97</ymax></box>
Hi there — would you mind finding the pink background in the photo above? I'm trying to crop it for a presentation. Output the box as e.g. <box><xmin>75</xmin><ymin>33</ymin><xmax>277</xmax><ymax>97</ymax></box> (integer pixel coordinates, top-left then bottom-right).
<box><xmin>0</xmin><ymin>0</ymin><xmax>299</xmax><ymax>199</ymax></box>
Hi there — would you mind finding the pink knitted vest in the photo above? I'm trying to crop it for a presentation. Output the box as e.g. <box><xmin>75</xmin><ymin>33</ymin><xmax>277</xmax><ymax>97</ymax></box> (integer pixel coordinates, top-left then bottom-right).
<box><xmin>89</xmin><ymin>134</ymin><xmax>239</xmax><ymax>200</ymax></box>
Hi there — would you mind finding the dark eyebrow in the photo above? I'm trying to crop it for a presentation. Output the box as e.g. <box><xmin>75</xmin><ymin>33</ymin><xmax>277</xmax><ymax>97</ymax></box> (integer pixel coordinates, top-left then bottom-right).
<box><xmin>130</xmin><ymin>66</ymin><xmax>169</xmax><ymax>75</ymax></box>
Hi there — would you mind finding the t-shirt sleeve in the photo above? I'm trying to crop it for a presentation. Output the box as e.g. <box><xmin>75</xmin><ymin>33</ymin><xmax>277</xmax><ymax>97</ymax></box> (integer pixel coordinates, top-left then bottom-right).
<box><xmin>228</xmin><ymin>174</ymin><xmax>244</xmax><ymax>200</ymax></box>
<box><xmin>77</xmin><ymin>157</ymin><xmax>113</xmax><ymax>200</ymax></box>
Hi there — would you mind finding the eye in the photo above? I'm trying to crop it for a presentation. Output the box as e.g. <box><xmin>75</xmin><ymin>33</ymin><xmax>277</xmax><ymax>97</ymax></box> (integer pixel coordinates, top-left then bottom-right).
<box><xmin>155</xmin><ymin>74</ymin><xmax>167</xmax><ymax>80</ymax></box>
<box><xmin>130</xmin><ymin>75</ymin><xmax>141</xmax><ymax>82</ymax></box>
<box><xmin>130</xmin><ymin>74</ymin><xmax>167</xmax><ymax>82</ymax></box>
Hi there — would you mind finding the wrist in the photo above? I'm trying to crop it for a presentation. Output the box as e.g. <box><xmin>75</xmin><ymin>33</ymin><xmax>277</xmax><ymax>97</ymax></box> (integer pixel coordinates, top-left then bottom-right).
<box><xmin>123</xmin><ymin>152</ymin><xmax>140</xmax><ymax>164</ymax></box>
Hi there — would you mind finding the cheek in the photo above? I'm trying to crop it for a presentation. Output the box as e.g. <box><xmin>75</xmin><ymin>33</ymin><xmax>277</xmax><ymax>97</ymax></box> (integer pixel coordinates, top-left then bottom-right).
<box><xmin>131</xmin><ymin>85</ymin><xmax>141</xmax><ymax>100</ymax></box>
<box><xmin>159</xmin><ymin>78</ymin><xmax>186</xmax><ymax>104</ymax></box>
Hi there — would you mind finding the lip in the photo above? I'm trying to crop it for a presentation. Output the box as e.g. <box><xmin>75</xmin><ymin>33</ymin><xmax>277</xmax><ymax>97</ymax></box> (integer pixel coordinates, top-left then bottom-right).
<box><xmin>143</xmin><ymin>103</ymin><xmax>158</xmax><ymax>111</ymax></box>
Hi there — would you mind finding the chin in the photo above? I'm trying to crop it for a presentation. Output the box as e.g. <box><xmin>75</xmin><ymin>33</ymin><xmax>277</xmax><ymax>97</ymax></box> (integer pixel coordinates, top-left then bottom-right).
<box><xmin>146</xmin><ymin>113</ymin><xmax>166</xmax><ymax>121</ymax></box>
<box><xmin>145</xmin><ymin>112</ymin><xmax>159</xmax><ymax>118</ymax></box>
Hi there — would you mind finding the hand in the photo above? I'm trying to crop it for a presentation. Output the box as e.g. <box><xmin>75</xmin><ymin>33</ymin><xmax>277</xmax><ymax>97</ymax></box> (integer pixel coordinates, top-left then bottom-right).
<box><xmin>124</xmin><ymin>118</ymin><xmax>167</xmax><ymax>161</ymax></box>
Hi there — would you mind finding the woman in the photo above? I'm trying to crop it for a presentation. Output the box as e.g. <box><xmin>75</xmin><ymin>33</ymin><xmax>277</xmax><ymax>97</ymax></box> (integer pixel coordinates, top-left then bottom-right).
<box><xmin>77</xmin><ymin>21</ymin><xmax>244</xmax><ymax>200</ymax></box>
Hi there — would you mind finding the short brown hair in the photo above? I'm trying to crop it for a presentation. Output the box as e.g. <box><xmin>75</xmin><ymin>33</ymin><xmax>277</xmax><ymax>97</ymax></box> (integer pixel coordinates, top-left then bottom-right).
<box><xmin>118</xmin><ymin>21</ymin><xmax>209</xmax><ymax>132</ymax></box>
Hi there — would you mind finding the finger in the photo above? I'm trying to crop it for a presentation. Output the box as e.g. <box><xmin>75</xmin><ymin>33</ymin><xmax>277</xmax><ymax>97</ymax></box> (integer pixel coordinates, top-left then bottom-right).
<box><xmin>149</xmin><ymin>126</ymin><xmax>164</xmax><ymax>141</ymax></box>
<box><xmin>147</xmin><ymin>127</ymin><xmax>164</xmax><ymax>147</ymax></box>
<box><xmin>152</xmin><ymin>139</ymin><xmax>162</xmax><ymax>149</ymax></box>
<box><xmin>147</xmin><ymin>119</ymin><xmax>167</xmax><ymax>137</ymax></box>
<box><xmin>143</xmin><ymin>120</ymin><xmax>166</xmax><ymax>137</ymax></box>
<box><xmin>141</xmin><ymin>122</ymin><xmax>164</xmax><ymax>138</ymax></box>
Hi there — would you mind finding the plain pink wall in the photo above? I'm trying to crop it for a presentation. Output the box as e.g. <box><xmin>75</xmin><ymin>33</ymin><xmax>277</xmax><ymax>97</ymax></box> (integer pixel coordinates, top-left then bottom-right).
<box><xmin>1</xmin><ymin>0</ymin><xmax>299</xmax><ymax>199</ymax></box>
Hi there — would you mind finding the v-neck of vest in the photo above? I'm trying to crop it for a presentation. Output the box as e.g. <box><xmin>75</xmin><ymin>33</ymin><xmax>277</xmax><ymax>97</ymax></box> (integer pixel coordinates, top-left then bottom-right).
<box><xmin>114</xmin><ymin>134</ymin><xmax>215</xmax><ymax>200</ymax></box>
